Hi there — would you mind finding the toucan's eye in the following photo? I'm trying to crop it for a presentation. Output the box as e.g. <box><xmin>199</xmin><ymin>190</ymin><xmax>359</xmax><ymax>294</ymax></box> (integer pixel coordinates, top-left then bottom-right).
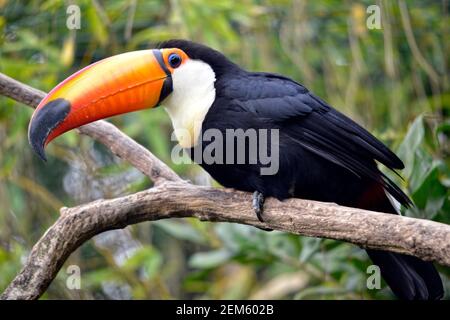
<box><xmin>168</xmin><ymin>53</ymin><xmax>182</xmax><ymax>68</ymax></box>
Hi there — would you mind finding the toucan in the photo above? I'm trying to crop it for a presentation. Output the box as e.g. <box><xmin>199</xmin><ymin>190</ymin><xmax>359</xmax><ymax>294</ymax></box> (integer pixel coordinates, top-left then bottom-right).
<box><xmin>27</xmin><ymin>40</ymin><xmax>443</xmax><ymax>300</ymax></box>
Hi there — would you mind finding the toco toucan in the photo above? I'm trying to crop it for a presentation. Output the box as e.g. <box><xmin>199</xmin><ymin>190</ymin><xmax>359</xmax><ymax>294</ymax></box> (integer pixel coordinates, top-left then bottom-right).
<box><xmin>27</xmin><ymin>40</ymin><xmax>443</xmax><ymax>300</ymax></box>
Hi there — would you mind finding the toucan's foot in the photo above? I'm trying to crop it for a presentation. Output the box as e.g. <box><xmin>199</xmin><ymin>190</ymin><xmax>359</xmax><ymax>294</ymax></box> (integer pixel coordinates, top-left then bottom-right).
<box><xmin>252</xmin><ymin>191</ymin><xmax>273</xmax><ymax>231</ymax></box>
<box><xmin>252</xmin><ymin>191</ymin><xmax>265</xmax><ymax>222</ymax></box>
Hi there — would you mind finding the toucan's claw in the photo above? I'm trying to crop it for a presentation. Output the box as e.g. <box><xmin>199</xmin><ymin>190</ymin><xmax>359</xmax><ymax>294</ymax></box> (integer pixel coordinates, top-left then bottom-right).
<box><xmin>252</xmin><ymin>191</ymin><xmax>265</xmax><ymax>221</ymax></box>
<box><xmin>252</xmin><ymin>191</ymin><xmax>273</xmax><ymax>231</ymax></box>
<box><xmin>251</xmin><ymin>191</ymin><xmax>265</xmax><ymax>220</ymax></box>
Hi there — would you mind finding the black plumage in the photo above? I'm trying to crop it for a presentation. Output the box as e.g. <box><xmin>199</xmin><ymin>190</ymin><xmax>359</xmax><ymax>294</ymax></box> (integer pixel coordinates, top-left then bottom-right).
<box><xmin>159</xmin><ymin>40</ymin><xmax>443</xmax><ymax>300</ymax></box>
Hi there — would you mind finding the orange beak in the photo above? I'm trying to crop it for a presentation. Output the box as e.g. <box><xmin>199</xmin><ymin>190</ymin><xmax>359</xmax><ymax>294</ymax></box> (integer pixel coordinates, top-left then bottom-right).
<box><xmin>28</xmin><ymin>49</ymin><xmax>173</xmax><ymax>161</ymax></box>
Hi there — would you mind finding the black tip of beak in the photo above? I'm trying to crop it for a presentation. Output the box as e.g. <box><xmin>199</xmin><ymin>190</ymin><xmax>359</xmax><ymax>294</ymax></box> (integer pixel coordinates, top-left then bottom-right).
<box><xmin>28</xmin><ymin>98</ymin><xmax>71</xmax><ymax>162</ymax></box>
<box><xmin>31</xmin><ymin>140</ymin><xmax>48</xmax><ymax>162</ymax></box>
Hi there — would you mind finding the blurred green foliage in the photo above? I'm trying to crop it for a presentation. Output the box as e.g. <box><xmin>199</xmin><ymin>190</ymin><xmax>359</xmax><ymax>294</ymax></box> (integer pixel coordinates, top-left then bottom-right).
<box><xmin>0</xmin><ymin>0</ymin><xmax>448</xmax><ymax>299</ymax></box>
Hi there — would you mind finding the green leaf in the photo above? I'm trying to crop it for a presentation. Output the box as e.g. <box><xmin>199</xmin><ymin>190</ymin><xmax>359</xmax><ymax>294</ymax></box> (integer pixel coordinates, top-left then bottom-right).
<box><xmin>398</xmin><ymin>115</ymin><xmax>425</xmax><ymax>179</ymax></box>
<box><xmin>84</xmin><ymin>268</ymin><xmax>118</xmax><ymax>287</ymax></box>
<box><xmin>153</xmin><ymin>220</ymin><xmax>206</xmax><ymax>244</ymax></box>
<box><xmin>86</xmin><ymin>5</ymin><xmax>108</xmax><ymax>47</ymax></box>
<box><xmin>410</xmin><ymin>161</ymin><xmax>448</xmax><ymax>219</ymax></box>
<box><xmin>123</xmin><ymin>245</ymin><xmax>162</xmax><ymax>279</ymax></box>
<box><xmin>189</xmin><ymin>249</ymin><xmax>233</xmax><ymax>269</ymax></box>
<box><xmin>299</xmin><ymin>237</ymin><xmax>322</xmax><ymax>263</ymax></box>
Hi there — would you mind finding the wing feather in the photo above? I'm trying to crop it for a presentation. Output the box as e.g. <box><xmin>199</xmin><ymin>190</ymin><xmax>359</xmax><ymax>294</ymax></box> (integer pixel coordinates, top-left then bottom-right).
<box><xmin>230</xmin><ymin>73</ymin><xmax>411</xmax><ymax>206</ymax></box>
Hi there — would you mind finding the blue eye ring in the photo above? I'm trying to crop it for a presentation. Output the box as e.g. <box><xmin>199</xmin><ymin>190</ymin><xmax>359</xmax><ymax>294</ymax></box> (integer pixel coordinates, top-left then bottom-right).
<box><xmin>168</xmin><ymin>53</ymin><xmax>182</xmax><ymax>68</ymax></box>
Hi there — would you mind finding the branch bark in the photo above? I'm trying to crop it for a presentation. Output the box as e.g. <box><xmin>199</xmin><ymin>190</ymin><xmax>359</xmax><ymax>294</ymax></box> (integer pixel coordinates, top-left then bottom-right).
<box><xmin>0</xmin><ymin>72</ymin><xmax>449</xmax><ymax>300</ymax></box>
<box><xmin>2</xmin><ymin>182</ymin><xmax>450</xmax><ymax>300</ymax></box>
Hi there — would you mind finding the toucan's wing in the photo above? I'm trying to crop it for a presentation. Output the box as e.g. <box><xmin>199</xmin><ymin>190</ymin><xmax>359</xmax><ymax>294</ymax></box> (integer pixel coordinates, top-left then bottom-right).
<box><xmin>221</xmin><ymin>72</ymin><xmax>313</xmax><ymax>119</ymax></box>
<box><xmin>224</xmin><ymin>72</ymin><xmax>411</xmax><ymax>206</ymax></box>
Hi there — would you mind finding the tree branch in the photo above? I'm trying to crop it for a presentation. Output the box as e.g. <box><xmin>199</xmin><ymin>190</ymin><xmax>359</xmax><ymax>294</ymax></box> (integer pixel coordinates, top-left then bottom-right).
<box><xmin>0</xmin><ymin>72</ymin><xmax>449</xmax><ymax>300</ymax></box>
<box><xmin>1</xmin><ymin>182</ymin><xmax>449</xmax><ymax>300</ymax></box>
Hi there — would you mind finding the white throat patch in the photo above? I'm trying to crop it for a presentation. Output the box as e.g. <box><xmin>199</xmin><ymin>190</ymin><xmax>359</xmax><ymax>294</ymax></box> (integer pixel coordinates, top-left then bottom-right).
<box><xmin>162</xmin><ymin>59</ymin><xmax>216</xmax><ymax>148</ymax></box>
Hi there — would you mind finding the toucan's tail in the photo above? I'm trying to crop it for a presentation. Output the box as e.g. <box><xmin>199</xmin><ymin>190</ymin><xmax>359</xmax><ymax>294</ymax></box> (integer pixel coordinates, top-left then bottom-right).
<box><xmin>366</xmin><ymin>249</ymin><xmax>443</xmax><ymax>300</ymax></box>
<box><xmin>360</xmin><ymin>187</ymin><xmax>444</xmax><ymax>300</ymax></box>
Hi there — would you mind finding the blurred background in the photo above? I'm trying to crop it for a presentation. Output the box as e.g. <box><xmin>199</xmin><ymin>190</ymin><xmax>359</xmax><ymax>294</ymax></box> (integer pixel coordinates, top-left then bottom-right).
<box><xmin>0</xmin><ymin>0</ymin><xmax>448</xmax><ymax>299</ymax></box>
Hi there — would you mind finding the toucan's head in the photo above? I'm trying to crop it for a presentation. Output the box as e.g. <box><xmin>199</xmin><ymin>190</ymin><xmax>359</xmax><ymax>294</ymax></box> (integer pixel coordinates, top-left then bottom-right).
<box><xmin>28</xmin><ymin>40</ymin><xmax>239</xmax><ymax>160</ymax></box>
